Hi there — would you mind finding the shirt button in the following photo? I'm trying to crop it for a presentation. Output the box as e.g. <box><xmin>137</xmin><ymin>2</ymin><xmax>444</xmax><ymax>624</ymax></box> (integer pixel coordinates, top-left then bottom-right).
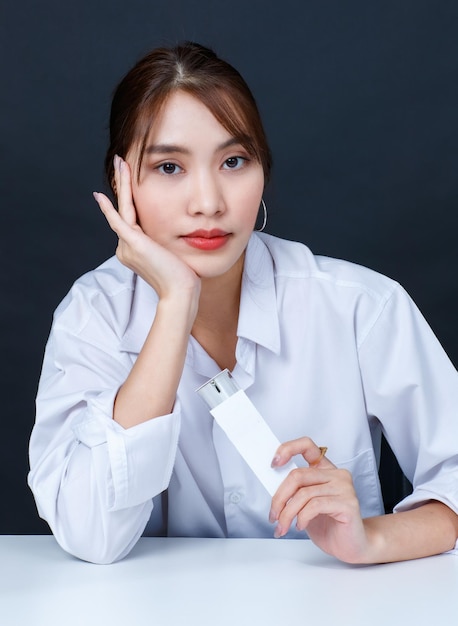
<box><xmin>229</xmin><ymin>492</ymin><xmax>242</xmax><ymax>504</ymax></box>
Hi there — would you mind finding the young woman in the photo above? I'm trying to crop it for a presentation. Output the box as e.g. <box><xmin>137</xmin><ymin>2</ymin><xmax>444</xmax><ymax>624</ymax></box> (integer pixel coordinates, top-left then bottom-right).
<box><xmin>28</xmin><ymin>42</ymin><xmax>458</xmax><ymax>564</ymax></box>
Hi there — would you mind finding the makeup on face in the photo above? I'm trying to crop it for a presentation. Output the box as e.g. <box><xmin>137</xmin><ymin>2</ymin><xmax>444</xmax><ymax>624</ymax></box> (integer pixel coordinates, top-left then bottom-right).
<box><xmin>181</xmin><ymin>229</ymin><xmax>231</xmax><ymax>251</ymax></box>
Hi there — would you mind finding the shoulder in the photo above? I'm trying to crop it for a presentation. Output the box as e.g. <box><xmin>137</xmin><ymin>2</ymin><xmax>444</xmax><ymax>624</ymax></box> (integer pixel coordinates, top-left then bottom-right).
<box><xmin>253</xmin><ymin>233</ymin><xmax>407</xmax><ymax>347</ymax></box>
<box><xmin>66</xmin><ymin>256</ymin><xmax>135</xmax><ymax>297</ymax></box>
<box><xmin>52</xmin><ymin>256</ymin><xmax>138</xmax><ymax>336</ymax></box>
<box><xmin>255</xmin><ymin>232</ymin><xmax>399</xmax><ymax>301</ymax></box>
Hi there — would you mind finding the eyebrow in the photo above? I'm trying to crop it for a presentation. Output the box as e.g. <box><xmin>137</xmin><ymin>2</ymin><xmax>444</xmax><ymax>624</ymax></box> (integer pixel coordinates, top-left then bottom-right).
<box><xmin>144</xmin><ymin>136</ymin><xmax>249</xmax><ymax>156</ymax></box>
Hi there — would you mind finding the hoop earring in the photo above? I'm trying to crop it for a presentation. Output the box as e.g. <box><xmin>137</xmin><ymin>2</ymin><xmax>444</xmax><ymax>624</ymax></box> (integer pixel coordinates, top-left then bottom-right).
<box><xmin>255</xmin><ymin>199</ymin><xmax>268</xmax><ymax>232</ymax></box>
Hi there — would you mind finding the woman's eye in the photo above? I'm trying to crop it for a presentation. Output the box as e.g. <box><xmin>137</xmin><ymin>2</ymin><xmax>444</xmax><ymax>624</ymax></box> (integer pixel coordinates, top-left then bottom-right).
<box><xmin>157</xmin><ymin>162</ymin><xmax>182</xmax><ymax>175</ymax></box>
<box><xmin>223</xmin><ymin>156</ymin><xmax>246</xmax><ymax>170</ymax></box>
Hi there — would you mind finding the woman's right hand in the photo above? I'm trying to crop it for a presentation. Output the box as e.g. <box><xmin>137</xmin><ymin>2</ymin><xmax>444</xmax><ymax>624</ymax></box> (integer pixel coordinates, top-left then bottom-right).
<box><xmin>93</xmin><ymin>155</ymin><xmax>201</xmax><ymax>427</ymax></box>
<box><xmin>93</xmin><ymin>155</ymin><xmax>201</xmax><ymax>304</ymax></box>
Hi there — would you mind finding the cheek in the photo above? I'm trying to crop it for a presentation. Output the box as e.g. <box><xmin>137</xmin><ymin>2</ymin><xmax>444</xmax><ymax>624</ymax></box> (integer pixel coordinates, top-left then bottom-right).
<box><xmin>232</xmin><ymin>175</ymin><xmax>264</xmax><ymax>225</ymax></box>
<box><xmin>132</xmin><ymin>188</ymin><xmax>170</xmax><ymax>240</ymax></box>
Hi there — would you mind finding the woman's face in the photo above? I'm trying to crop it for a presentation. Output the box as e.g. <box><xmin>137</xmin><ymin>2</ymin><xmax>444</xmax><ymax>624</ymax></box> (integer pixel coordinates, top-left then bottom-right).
<box><xmin>126</xmin><ymin>90</ymin><xmax>265</xmax><ymax>281</ymax></box>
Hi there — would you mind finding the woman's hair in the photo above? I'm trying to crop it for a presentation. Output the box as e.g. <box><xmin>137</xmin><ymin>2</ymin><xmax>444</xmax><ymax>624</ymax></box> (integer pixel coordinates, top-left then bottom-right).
<box><xmin>105</xmin><ymin>41</ymin><xmax>272</xmax><ymax>191</ymax></box>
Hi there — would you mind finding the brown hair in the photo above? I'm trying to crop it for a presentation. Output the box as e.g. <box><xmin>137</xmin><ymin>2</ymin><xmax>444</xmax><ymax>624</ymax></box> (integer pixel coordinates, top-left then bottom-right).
<box><xmin>105</xmin><ymin>41</ymin><xmax>272</xmax><ymax>192</ymax></box>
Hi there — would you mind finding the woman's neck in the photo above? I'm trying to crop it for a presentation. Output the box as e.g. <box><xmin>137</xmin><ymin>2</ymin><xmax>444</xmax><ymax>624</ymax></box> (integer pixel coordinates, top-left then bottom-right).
<box><xmin>191</xmin><ymin>255</ymin><xmax>244</xmax><ymax>370</ymax></box>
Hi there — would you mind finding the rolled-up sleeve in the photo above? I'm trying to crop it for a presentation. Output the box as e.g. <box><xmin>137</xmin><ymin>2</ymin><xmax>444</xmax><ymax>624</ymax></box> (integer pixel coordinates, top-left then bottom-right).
<box><xmin>358</xmin><ymin>284</ymin><xmax>458</xmax><ymax>518</ymax></box>
<box><xmin>73</xmin><ymin>396</ymin><xmax>180</xmax><ymax>511</ymax></box>
<box><xmin>28</xmin><ymin>266</ymin><xmax>180</xmax><ymax>563</ymax></box>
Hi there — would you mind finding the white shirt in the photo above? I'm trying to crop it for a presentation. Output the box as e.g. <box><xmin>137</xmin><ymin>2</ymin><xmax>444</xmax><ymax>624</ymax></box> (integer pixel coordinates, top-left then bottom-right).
<box><xmin>28</xmin><ymin>233</ymin><xmax>458</xmax><ymax>563</ymax></box>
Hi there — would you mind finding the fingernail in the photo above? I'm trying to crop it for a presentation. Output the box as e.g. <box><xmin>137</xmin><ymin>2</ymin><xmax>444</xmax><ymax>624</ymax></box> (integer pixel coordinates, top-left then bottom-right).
<box><xmin>93</xmin><ymin>191</ymin><xmax>101</xmax><ymax>201</ymax></box>
<box><xmin>114</xmin><ymin>154</ymin><xmax>124</xmax><ymax>172</ymax></box>
<box><xmin>269</xmin><ymin>509</ymin><xmax>278</xmax><ymax>523</ymax></box>
<box><xmin>274</xmin><ymin>524</ymin><xmax>283</xmax><ymax>539</ymax></box>
<box><xmin>271</xmin><ymin>455</ymin><xmax>281</xmax><ymax>468</ymax></box>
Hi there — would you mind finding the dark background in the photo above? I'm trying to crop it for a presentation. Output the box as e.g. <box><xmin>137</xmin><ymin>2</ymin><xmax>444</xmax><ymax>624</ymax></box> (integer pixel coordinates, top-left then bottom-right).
<box><xmin>2</xmin><ymin>1</ymin><xmax>457</xmax><ymax>533</ymax></box>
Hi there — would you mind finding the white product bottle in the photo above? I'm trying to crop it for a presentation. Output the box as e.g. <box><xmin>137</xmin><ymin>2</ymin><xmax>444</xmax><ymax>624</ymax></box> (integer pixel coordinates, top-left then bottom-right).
<box><xmin>196</xmin><ymin>369</ymin><xmax>297</xmax><ymax>496</ymax></box>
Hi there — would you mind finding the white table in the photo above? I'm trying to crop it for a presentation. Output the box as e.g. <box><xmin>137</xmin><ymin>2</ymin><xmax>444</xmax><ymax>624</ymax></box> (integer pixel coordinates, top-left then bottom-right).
<box><xmin>1</xmin><ymin>536</ymin><xmax>457</xmax><ymax>626</ymax></box>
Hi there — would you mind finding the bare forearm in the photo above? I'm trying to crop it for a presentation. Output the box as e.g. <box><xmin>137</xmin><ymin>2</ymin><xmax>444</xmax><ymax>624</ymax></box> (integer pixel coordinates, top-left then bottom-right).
<box><xmin>113</xmin><ymin>295</ymin><xmax>198</xmax><ymax>428</ymax></box>
<box><xmin>361</xmin><ymin>501</ymin><xmax>458</xmax><ymax>563</ymax></box>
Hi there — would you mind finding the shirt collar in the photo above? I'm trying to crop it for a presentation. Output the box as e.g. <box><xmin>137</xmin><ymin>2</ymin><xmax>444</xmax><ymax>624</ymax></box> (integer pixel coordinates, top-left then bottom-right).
<box><xmin>237</xmin><ymin>233</ymin><xmax>281</xmax><ymax>355</ymax></box>
<box><xmin>119</xmin><ymin>232</ymin><xmax>281</xmax><ymax>356</ymax></box>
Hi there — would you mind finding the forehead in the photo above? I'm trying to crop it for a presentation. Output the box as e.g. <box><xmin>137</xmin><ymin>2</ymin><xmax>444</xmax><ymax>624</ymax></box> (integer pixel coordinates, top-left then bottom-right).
<box><xmin>147</xmin><ymin>90</ymin><xmax>233</xmax><ymax>144</ymax></box>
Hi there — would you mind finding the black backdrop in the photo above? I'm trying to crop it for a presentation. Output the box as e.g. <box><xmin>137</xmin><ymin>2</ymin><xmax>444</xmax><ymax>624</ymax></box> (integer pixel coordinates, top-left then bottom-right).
<box><xmin>2</xmin><ymin>1</ymin><xmax>457</xmax><ymax>533</ymax></box>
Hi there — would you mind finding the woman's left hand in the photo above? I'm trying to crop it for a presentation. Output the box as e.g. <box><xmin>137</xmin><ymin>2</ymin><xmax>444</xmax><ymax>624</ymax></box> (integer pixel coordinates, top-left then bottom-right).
<box><xmin>270</xmin><ymin>437</ymin><xmax>373</xmax><ymax>563</ymax></box>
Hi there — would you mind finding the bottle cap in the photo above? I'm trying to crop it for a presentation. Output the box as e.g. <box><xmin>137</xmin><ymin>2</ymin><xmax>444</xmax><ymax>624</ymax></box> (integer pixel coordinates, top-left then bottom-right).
<box><xmin>195</xmin><ymin>369</ymin><xmax>240</xmax><ymax>409</ymax></box>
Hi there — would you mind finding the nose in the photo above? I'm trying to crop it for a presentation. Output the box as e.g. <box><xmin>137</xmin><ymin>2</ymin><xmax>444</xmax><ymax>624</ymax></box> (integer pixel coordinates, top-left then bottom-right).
<box><xmin>187</xmin><ymin>169</ymin><xmax>225</xmax><ymax>217</ymax></box>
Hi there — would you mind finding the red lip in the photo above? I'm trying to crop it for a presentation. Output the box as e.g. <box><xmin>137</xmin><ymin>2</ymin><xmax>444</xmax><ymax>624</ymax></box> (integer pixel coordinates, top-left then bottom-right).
<box><xmin>185</xmin><ymin>229</ymin><xmax>228</xmax><ymax>238</ymax></box>
<box><xmin>182</xmin><ymin>229</ymin><xmax>230</xmax><ymax>251</ymax></box>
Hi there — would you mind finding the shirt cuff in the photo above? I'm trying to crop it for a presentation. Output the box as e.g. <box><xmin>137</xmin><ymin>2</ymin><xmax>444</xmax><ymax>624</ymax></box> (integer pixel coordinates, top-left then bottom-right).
<box><xmin>73</xmin><ymin>389</ymin><xmax>181</xmax><ymax>511</ymax></box>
